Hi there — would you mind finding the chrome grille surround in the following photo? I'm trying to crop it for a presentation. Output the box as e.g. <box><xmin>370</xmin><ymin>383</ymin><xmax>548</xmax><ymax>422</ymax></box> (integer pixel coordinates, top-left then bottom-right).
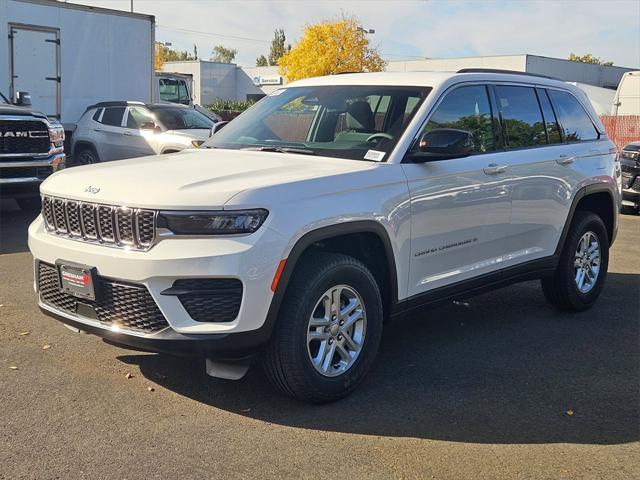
<box><xmin>41</xmin><ymin>195</ymin><xmax>156</xmax><ymax>250</ymax></box>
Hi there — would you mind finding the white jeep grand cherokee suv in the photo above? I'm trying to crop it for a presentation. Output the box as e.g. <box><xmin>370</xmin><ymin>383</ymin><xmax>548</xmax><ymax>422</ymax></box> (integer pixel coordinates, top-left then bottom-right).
<box><xmin>29</xmin><ymin>70</ymin><xmax>621</xmax><ymax>403</ymax></box>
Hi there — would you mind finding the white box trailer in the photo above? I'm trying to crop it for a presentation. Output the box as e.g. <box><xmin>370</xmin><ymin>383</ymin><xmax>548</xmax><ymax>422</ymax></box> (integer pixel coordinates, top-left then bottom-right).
<box><xmin>0</xmin><ymin>0</ymin><xmax>155</xmax><ymax>128</ymax></box>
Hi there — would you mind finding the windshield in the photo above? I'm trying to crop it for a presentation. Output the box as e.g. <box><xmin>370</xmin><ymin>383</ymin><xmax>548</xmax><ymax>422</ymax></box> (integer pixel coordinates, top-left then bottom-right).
<box><xmin>202</xmin><ymin>85</ymin><xmax>431</xmax><ymax>161</ymax></box>
<box><xmin>148</xmin><ymin>106</ymin><xmax>214</xmax><ymax>130</ymax></box>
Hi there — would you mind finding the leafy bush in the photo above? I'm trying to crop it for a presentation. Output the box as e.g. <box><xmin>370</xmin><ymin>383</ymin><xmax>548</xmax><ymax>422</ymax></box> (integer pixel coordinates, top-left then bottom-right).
<box><xmin>205</xmin><ymin>98</ymin><xmax>255</xmax><ymax>113</ymax></box>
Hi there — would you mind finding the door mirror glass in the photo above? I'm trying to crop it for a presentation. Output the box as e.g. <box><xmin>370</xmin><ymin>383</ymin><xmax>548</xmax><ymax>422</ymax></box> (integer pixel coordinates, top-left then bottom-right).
<box><xmin>411</xmin><ymin>128</ymin><xmax>474</xmax><ymax>162</ymax></box>
<box><xmin>15</xmin><ymin>91</ymin><xmax>31</xmax><ymax>107</ymax></box>
<box><xmin>210</xmin><ymin>121</ymin><xmax>229</xmax><ymax>135</ymax></box>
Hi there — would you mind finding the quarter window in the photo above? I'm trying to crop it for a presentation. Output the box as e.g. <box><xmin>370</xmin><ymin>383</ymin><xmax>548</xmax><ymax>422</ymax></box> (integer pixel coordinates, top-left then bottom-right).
<box><xmin>92</xmin><ymin>108</ymin><xmax>103</xmax><ymax>122</ymax></box>
<box><xmin>101</xmin><ymin>107</ymin><xmax>125</xmax><ymax>127</ymax></box>
<box><xmin>494</xmin><ymin>85</ymin><xmax>546</xmax><ymax>148</ymax></box>
<box><xmin>422</xmin><ymin>85</ymin><xmax>495</xmax><ymax>153</ymax></box>
<box><xmin>547</xmin><ymin>90</ymin><xmax>599</xmax><ymax>141</ymax></box>
<box><xmin>536</xmin><ymin>89</ymin><xmax>562</xmax><ymax>144</ymax></box>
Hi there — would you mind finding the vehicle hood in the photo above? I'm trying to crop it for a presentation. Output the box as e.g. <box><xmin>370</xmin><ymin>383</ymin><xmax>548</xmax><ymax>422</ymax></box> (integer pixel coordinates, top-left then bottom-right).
<box><xmin>0</xmin><ymin>103</ymin><xmax>47</xmax><ymax>118</ymax></box>
<box><xmin>40</xmin><ymin>148</ymin><xmax>376</xmax><ymax>209</ymax></box>
<box><xmin>164</xmin><ymin>129</ymin><xmax>211</xmax><ymax>142</ymax></box>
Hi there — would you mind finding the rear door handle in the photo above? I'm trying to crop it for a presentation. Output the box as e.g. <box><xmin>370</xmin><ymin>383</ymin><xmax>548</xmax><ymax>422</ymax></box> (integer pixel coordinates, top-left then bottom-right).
<box><xmin>483</xmin><ymin>164</ymin><xmax>509</xmax><ymax>175</ymax></box>
<box><xmin>92</xmin><ymin>128</ymin><xmax>102</xmax><ymax>132</ymax></box>
<box><xmin>122</xmin><ymin>131</ymin><xmax>134</xmax><ymax>136</ymax></box>
<box><xmin>556</xmin><ymin>155</ymin><xmax>576</xmax><ymax>165</ymax></box>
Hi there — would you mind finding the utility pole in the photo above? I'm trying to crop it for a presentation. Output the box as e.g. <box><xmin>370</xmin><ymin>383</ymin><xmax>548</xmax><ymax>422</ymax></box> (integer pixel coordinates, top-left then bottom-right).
<box><xmin>130</xmin><ymin>0</ymin><xmax>133</xmax><ymax>13</ymax></box>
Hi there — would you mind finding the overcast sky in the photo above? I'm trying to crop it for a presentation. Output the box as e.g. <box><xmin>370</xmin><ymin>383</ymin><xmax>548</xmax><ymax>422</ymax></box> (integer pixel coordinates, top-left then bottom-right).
<box><xmin>70</xmin><ymin>0</ymin><xmax>640</xmax><ymax>68</ymax></box>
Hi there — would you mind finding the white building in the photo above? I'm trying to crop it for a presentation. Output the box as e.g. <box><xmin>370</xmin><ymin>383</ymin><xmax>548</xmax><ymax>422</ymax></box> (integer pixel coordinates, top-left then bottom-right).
<box><xmin>163</xmin><ymin>54</ymin><xmax>634</xmax><ymax>106</ymax></box>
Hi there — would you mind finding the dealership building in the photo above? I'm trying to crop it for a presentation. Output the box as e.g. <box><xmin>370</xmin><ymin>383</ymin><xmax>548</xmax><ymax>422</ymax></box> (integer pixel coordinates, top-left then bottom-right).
<box><xmin>162</xmin><ymin>54</ymin><xmax>635</xmax><ymax>106</ymax></box>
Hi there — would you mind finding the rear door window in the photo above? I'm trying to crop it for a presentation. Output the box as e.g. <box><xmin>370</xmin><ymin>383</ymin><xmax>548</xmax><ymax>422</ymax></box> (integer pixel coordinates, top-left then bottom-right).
<box><xmin>101</xmin><ymin>107</ymin><xmax>126</xmax><ymax>127</ymax></box>
<box><xmin>547</xmin><ymin>90</ymin><xmax>599</xmax><ymax>141</ymax></box>
<box><xmin>494</xmin><ymin>85</ymin><xmax>546</xmax><ymax>148</ymax></box>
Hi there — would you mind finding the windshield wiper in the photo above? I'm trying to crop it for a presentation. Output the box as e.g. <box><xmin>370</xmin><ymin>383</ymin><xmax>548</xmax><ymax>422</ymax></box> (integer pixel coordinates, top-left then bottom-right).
<box><xmin>241</xmin><ymin>145</ymin><xmax>316</xmax><ymax>156</ymax></box>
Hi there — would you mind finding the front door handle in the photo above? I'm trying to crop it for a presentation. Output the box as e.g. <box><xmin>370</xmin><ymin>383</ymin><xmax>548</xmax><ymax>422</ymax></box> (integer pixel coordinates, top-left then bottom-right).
<box><xmin>93</xmin><ymin>128</ymin><xmax>102</xmax><ymax>132</ymax></box>
<box><xmin>122</xmin><ymin>131</ymin><xmax>134</xmax><ymax>136</ymax></box>
<box><xmin>556</xmin><ymin>155</ymin><xmax>576</xmax><ymax>165</ymax></box>
<box><xmin>483</xmin><ymin>164</ymin><xmax>509</xmax><ymax>175</ymax></box>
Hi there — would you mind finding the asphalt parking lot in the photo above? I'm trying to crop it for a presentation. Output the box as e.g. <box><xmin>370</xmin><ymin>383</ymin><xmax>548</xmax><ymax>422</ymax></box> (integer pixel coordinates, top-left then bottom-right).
<box><xmin>1</xmin><ymin>200</ymin><xmax>638</xmax><ymax>480</ymax></box>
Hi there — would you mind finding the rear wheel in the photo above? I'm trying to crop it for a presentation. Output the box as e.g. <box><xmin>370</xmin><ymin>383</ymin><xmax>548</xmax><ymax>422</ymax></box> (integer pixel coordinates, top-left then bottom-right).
<box><xmin>264</xmin><ymin>252</ymin><xmax>383</xmax><ymax>403</ymax></box>
<box><xmin>542</xmin><ymin>211</ymin><xmax>609</xmax><ymax>311</ymax></box>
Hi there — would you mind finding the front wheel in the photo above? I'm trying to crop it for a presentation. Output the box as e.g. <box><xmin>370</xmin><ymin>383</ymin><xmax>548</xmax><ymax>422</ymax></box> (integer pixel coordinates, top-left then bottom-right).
<box><xmin>542</xmin><ymin>211</ymin><xmax>609</xmax><ymax>311</ymax></box>
<box><xmin>264</xmin><ymin>252</ymin><xmax>383</xmax><ymax>403</ymax></box>
<box><xmin>71</xmin><ymin>147</ymin><xmax>99</xmax><ymax>167</ymax></box>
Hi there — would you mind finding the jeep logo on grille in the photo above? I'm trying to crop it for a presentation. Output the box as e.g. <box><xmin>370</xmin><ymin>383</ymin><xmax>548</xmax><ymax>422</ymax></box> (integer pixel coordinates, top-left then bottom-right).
<box><xmin>0</xmin><ymin>130</ymin><xmax>48</xmax><ymax>138</ymax></box>
<box><xmin>84</xmin><ymin>186</ymin><xmax>100</xmax><ymax>195</ymax></box>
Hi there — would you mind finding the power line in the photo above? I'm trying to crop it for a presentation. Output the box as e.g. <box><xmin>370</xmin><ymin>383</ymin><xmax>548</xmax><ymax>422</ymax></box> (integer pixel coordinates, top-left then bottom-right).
<box><xmin>156</xmin><ymin>24</ymin><xmax>270</xmax><ymax>45</ymax></box>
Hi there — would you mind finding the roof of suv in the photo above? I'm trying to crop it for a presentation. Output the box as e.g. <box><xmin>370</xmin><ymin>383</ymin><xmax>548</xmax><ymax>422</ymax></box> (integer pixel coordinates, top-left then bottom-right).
<box><xmin>287</xmin><ymin>70</ymin><xmax>573</xmax><ymax>91</ymax></box>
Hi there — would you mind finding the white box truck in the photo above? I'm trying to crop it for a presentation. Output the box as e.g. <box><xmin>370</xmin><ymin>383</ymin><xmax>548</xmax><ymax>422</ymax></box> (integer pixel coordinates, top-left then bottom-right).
<box><xmin>0</xmin><ymin>0</ymin><xmax>155</xmax><ymax>129</ymax></box>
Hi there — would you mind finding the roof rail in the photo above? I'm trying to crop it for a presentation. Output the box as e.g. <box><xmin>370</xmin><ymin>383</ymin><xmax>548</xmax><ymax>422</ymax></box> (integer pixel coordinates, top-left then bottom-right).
<box><xmin>84</xmin><ymin>100</ymin><xmax>145</xmax><ymax>111</ymax></box>
<box><xmin>456</xmin><ymin>68</ymin><xmax>559</xmax><ymax>80</ymax></box>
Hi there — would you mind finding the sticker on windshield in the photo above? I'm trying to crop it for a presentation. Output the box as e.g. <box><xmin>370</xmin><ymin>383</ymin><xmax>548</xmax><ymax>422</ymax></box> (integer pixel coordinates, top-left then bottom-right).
<box><xmin>269</xmin><ymin>89</ymin><xmax>286</xmax><ymax>96</ymax></box>
<box><xmin>364</xmin><ymin>150</ymin><xmax>386</xmax><ymax>162</ymax></box>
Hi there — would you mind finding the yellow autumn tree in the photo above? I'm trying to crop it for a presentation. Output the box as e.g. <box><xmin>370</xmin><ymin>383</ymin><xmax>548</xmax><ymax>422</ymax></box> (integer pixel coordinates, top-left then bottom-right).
<box><xmin>279</xmin><ymin>16</ymin><xmax>386</xmax><ymax>82</ymax></box>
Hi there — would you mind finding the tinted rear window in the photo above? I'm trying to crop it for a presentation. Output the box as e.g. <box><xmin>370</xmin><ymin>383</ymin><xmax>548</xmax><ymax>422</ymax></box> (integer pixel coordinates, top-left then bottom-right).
<box><xmin>547</xmin><ymin>90</ymin><xmax>599</xmax><ymax>141</ymax></box>
<box><xmin>101</xmin><ymin>107</ymin><xmax>125</xmax><ymax>127</ymax></box>
<box><xmin>494</xmin><ymin>85</ymin><xmax>546</xmax><ymax>148</ymax></box>
<box><xmin>536</xmin><ymin>89</ymin><xmax>562</xmax><ymax>144</ymax></box>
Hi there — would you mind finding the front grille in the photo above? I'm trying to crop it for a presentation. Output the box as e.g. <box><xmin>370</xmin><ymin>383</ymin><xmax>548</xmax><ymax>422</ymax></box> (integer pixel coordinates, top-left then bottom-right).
<box><xmin>38</xmin><ymin>262</ymin><xmax>169</xmax><ymax>334</ymax></box>
<box><xmin>170</xmin><ymin>278</ymin><xmax>243</xmax><ymax>322</ymax></box>
<box><xmin>0</xmin><ymin>118</ymin><xmax>50</xmax><ymax>156</ymax></box>
<box><xmin>633</xmin><ymin>177</ymin><xmax>640</xmax><ymax>192</ymax></box>
<box><xmin>0</xmin><ymin>166</ymin><xmax>51</xmax><ymax>179</ymax></box>
<box><xmin>42</xmin><ymin>195</ymin><xmax>156</xmax><ymax>250</ymax></box>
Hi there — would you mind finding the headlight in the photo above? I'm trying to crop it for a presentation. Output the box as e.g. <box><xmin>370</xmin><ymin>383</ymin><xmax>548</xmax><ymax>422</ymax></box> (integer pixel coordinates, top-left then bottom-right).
<box><xmin>158</xmin><ymin>209</ymin><xmax>268</xmax><ymax>235</ymax></box>
<box><xmin>48</xmin><ymin>123</ymin><xmax>65</xmax><ymax>147</ymax></box>
<box><xmin>191</xmin><ymin>140</ymin><xmax>204</xmax><ymax>148</ymax></box>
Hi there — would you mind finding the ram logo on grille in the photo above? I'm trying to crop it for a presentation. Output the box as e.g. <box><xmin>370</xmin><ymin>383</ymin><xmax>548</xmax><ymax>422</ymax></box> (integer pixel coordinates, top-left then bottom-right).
<box><xmin>41</xmin><ymin>196</ymin><xmax>156</xmax><ymax>250</ymax></box>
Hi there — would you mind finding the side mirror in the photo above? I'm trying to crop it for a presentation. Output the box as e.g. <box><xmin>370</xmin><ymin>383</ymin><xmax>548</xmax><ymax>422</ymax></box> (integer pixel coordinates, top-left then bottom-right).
<box><xmin>15</xmin><ymin>91</ymin><xmax>32</xmax><ymax>107</ymax></box>
<box><xmin>210</xmin><ymin>121</ymin><xmax>228</xmax><ymax>136</ymax></box>
<box><xmin>409</xmin><ymin>128</ymin><xmax>474</xmax><ymax>162</ymax></box>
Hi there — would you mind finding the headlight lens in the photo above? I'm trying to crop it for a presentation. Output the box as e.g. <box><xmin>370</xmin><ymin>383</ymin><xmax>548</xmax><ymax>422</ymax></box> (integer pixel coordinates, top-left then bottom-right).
<box><xmin>48</xmin><ymin>123</ymin><xmax>65</xmax><ymax>147</ymax></box>
<box><xmin>158</xmin><ymin>209</ymin><xmax>269</xmax><ymax>235</ymax></box>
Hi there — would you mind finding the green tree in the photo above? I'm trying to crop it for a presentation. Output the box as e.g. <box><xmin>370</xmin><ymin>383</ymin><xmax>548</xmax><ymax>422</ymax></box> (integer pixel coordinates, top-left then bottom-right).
<box><xmin>155</xmin><ymin>42</ymin><xmax>196</xmax><ymax>69</ymax></box>
<box><xmin>568</xmin><ymin>53</ymin><xmax>614</xmax><ymax>66</ymax></box>
<box><xmin>211</xmin><ymin>45</ymin><xmax>237</xmax><ymax>63</ymax></box>
<box><xmin>268</xmin><ymin>29</ymin><xmax>291</xmax><ymax>66</ymax></box>
<box><xmin>256</xmin><ymin>54</ymin><xmax>268</xmax><ymax>67</ymax></box>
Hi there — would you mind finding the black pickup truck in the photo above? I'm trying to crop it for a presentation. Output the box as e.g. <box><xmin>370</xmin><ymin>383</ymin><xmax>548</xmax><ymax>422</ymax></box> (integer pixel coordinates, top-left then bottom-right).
<box><xmin>0</xmin><ymin>91</ymin><xmax>66</xmax><ymax>211</ymax></box>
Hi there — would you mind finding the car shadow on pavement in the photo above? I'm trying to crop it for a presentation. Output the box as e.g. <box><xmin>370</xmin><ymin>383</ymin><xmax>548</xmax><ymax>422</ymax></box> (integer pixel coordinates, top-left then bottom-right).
<box><xmin>118</xmin><ymin>272</ymin><xmax>639</xmax><ymax>445</ymax></box>
<box><xmin>0</xmin><ymin>200</ymin><xmax>38</xmax><ymax>254</ymax></box>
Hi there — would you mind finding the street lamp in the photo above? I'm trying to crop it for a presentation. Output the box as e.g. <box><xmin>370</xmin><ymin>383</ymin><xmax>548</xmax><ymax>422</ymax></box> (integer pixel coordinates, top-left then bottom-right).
<box><xmin>357</xmin><ymin>27</ymin><xmax>375</xmax><ymax>34</ymax></box>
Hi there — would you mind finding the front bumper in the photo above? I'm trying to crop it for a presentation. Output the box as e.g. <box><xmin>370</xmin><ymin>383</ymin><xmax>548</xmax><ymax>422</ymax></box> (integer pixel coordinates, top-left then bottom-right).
<box><xmin>622</xmin><ymin>187</ymin><xmax>640</xmax><ymax>208</ymax></box>
<box><xmin>0</xmin><ymin>153</ymin><xmax>65</xmax><ymax>198</ymax></box>
<box><xmin>29</xmin><ymin>215</ymin><xmax>286</xmax><ymax>356</ymax></box>
<box><xmin>40</xmin><ymin>305</ymin><xmax>271</xmax><ymax>358</ymax></box>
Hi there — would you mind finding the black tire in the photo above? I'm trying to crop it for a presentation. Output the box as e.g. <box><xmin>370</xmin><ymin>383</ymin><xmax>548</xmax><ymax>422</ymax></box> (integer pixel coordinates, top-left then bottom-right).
<box><xmin>71</xmin><ymin>147</ymin><xmax>99</xmax><ymax>167</ymax></box>
<box><xmin>542</xmin><ymin>211</ymin><xmax>609</xmax><ymax>311</ymax></box>
<box><xmin>16</xmin><ymin>197</ymin><xmax>42</xmax><ymax>212</ymax></box>
<box><xmin>264</xmin><ymin>252</ymin><xmax>383</xmax><ymax>403</ymax></box>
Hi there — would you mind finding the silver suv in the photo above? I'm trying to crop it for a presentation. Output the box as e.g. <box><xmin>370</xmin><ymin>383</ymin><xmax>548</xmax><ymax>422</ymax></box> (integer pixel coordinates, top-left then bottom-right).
<box><xmin>70</xmin><ymin>102</ymin><xmax>214</xmax><ymax>165</ymax></box>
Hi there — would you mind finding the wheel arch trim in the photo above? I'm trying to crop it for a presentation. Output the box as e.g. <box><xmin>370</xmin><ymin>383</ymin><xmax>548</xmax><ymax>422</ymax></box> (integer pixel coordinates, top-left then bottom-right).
<box><xmin>263</xmin><ymin>220</ymin><xmax>400</xmax><ymax>336</ymax></box>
